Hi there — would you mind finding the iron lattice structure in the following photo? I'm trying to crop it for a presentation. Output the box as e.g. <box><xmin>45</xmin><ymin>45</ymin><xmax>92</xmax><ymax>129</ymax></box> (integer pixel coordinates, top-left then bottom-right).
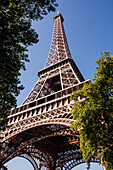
<box><xmin>0</xmin><ymin>12</ymin><xmax>91</xmax><ymax>169</ymax></box>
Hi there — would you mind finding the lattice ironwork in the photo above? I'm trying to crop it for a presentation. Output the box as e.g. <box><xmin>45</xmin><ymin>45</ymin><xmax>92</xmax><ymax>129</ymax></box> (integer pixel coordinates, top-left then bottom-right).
<box><xmin>0</xmin><ymin>12</ymin><xmax>93</xmax><ymax>170</ymax></box>
<box><xmin>45</xmin><ymin>12</ymin><xmax>71</xmax><ymax>67</ymax></box>
<box><xmin>22</xmin><ymin>12</ymin><xmax>85</xmax><ymax>104</ymax></box>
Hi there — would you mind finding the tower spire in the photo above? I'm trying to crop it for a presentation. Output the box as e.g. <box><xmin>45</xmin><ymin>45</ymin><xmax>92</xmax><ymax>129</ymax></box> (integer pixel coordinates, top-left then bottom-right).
<box><xmin>22</xmin><ymin>13</ymin><xmax>85</xmax><ymax>104</ymax></box>
<box><xmin>45</xmin><ymin>12</ymin><xmax>72</xmax><ymax>68</ymax></box>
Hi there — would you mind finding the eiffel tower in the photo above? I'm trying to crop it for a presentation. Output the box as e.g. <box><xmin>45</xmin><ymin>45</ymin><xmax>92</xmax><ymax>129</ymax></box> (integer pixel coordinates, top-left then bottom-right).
<box><xmin>1</xmin><ymin>12</ymin><xmax>90</xmax><ymax>169</ymax></box>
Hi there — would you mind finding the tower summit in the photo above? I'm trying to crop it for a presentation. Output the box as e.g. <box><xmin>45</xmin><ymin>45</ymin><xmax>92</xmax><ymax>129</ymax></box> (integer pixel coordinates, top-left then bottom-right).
<box><xmin>45</xmin><ymin>11</ymin><xmax>71</xmax><ymax>67</ymax></box>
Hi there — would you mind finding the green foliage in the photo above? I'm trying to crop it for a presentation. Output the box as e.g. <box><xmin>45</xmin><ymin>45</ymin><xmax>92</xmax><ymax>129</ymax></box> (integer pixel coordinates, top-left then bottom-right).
<box><xmin>70</xmin><ymin>52</ymin><xmax>113</xmax><ymax>170</ymax></box>
<box><xmin>0</xmin><ymin>0</ymin><xmax>57</xmax><ymax>128</ymax></box>
<box><xmin>0</xmin><ymin>0</ymin><xmax>57</xmax><ymax>167</ymax></box>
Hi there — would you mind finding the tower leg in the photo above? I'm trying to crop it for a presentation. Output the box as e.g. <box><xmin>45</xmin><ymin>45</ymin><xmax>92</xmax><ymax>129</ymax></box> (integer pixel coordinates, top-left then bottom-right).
<box><xmin>47</xmin><ymin>158</ymin><xmax>56</xmax><ymax>170</ymax></box>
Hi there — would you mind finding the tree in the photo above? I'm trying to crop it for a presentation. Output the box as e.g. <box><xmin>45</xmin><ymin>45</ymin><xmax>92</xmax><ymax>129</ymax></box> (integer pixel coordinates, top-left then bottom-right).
<box><xmin>0</xmin><ymin>0</ymin><xmax>58</xmax><ymax>167</ymax></box>
<box><xmin>70</xmin><ymin>52</ymin><xmax>113</xmax><ymax>170</ymax></box>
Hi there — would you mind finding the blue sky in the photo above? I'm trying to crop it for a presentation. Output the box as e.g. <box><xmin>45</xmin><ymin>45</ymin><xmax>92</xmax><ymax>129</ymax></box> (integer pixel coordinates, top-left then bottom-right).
<box><xmin>6</xmin><ymin>0</ymin><xmax>113</xmax><ymax>169</ymax></box>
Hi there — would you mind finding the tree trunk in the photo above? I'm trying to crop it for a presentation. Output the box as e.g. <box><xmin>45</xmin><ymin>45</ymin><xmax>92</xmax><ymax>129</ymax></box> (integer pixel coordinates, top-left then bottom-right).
<box><xmin>101</xmin><ymin>158</ymin><xmax>106</xmax><ymax>170</ymax></box>
<box><xmin>102</xmin><ymin>164</ymin><xmax>106</xmax><ymax>170</ymax></box>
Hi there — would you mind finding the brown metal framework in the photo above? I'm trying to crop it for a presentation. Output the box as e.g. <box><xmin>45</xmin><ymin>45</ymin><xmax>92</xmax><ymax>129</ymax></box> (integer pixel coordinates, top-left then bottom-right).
<box><xmin>0</xmin><ymin>12</ymin><xmax>91</xmax><ymax>169</ymax></box>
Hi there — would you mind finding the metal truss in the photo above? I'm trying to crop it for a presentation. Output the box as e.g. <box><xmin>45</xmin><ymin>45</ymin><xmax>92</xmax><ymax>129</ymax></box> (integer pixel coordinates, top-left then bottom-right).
<box><xmin>22</xmin><ymin>59</ymin><xmax>85</xmax><ymax>104</ymax></box>
<box><xmin>45</xmin><ymin>12</ymin><xmax>72</xmax><ymax>67</ymax></box>
<box><xmin>22</xmin><ymin>12</ymin><xmax>85</xmax><ymax>104</ymax></box>
<box><xmin>0</xmin><ymin>12</ymin><xmax>92</xmax><ymax>169</ymax></box>
<box><xmin>2</xmin><ymin>80</ymin><xmax>90</xmax><ymax>143</ymax></box>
